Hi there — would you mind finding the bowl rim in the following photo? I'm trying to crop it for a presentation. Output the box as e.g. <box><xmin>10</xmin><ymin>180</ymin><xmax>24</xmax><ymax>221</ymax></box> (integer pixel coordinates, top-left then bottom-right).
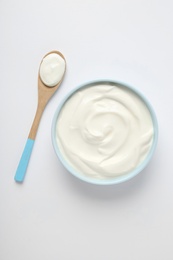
<box><xmin>51</xmin><ymin>80</ymin><xmax>158</xmax><ymax>185</ymax></box>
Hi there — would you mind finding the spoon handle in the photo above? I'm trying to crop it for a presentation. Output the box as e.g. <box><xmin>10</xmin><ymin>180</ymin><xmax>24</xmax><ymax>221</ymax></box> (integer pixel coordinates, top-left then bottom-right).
<box><xmin>14</xmin><ymin>103</ymin><xmax>45</xmax><ymax>182</ymax></box>
<box><xmin>14</xmin><ymin>138</ymin><xmax>35</xmax><ymax>182</ymax></box>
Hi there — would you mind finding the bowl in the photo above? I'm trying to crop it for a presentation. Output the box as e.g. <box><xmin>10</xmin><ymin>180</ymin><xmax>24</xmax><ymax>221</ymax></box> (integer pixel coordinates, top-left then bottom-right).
<box><xmin>51</xmin><ymin>80</ymin><xmax>158</xmax><ymax>185</ymax></box>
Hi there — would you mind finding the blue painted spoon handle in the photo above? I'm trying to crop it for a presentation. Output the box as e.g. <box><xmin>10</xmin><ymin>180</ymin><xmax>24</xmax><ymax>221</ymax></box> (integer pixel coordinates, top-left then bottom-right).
<box><xmin>14</xmin><ymin>139</ymin><xmax>35</xmax><ymax>182</ymax></box>
<box><xmin>14</xmin><ymin>101</ymin><xmax>44</xmax><ymax>183</ymax></box>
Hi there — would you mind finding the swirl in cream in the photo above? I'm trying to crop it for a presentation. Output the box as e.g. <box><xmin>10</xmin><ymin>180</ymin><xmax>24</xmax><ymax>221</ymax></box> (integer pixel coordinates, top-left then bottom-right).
<box><xmin>56</xmin><ymin>83</ymin><xmax>154</xmax><ymax>179</ymax></box>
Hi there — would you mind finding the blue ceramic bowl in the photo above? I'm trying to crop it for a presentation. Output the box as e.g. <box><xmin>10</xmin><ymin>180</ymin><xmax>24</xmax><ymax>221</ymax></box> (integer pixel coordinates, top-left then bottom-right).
<box><xmin>51</xmin><ymin>80</ymin><xmax>158</xmax><ymax>185</ymax></box>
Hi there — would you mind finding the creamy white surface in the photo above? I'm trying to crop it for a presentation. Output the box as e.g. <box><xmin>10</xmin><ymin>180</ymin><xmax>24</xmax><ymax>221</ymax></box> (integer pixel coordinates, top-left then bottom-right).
<box><xmin>56</xmin><ymin>84</ymin><xmax>154</xmax><ymax>179</ymax></box>
<box><xmin>39</xmin><ymin>53</ymin><xmax>65</xmax><ymax>87</ymax></box>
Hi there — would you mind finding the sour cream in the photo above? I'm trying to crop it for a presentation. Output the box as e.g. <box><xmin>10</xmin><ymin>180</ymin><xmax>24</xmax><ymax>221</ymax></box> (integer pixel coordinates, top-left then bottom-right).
<box><xmin>39</xmin><ymin>53</ymin><xmax>65</xmax><ymax>87</ymax></box>
<box><xmin>55</xmin><ymin>82</ymin><xmax>155</xmax><ymax>180</ymax></box>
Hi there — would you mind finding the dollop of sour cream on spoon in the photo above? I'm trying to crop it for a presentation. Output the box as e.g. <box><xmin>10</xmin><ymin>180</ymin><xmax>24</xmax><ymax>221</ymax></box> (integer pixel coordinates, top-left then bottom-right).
<box><xmin>40</xmin><ymin>53</ymin><xmax>66</xmax><ymax>87</ymax></box>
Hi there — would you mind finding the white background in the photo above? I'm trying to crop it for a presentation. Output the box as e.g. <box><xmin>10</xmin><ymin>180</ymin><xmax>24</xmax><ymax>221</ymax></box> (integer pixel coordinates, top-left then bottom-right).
<box><xmin>1</xmin><ymin>0</ymin><xmax>173</xmax><ymax>259</ymax></box>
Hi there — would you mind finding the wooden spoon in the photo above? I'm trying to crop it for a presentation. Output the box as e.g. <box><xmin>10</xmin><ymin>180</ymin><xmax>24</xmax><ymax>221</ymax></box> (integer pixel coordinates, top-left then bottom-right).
<box><xmin>14</xmin><ymin>50</ymin><xmax>66</xmax><ymax>182</ymax></box>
